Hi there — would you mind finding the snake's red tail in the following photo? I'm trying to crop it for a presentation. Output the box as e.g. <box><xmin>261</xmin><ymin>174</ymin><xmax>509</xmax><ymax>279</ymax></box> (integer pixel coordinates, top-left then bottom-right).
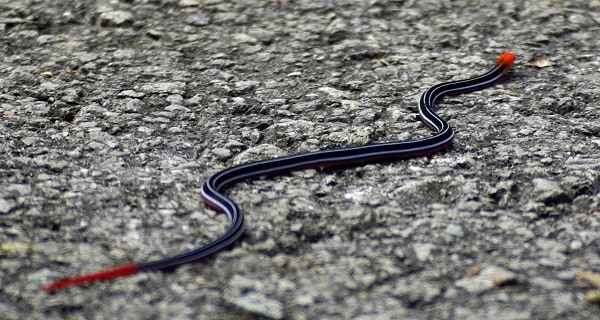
<box><xmin>43</xmin><ymin>263</ymin><xmax>139</xmax><ymax>292</ymax></box>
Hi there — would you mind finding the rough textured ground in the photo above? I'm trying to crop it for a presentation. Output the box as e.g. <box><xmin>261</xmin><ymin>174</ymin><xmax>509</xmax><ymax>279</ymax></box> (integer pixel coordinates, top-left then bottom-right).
<box><xmin>1</xmin><ymin>0</ymin><xmax>599</xmax><ymax>319</ymax></box>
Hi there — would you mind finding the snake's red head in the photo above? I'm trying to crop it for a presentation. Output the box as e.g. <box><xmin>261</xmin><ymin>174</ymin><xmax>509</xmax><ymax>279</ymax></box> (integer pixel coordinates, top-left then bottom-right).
<box><xmin>496</xmin><ymin>52</ymin><xmax>515</xmax><ymax>75</ymax></box>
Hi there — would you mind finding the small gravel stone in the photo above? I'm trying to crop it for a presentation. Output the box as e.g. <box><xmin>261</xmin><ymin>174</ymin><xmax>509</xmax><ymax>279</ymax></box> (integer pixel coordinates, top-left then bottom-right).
<box><xmin>445</xmin><ymin>223</ymin><xmax>464</xmax><ymax>237</ymax></box>
<box><xmin>137</xmin><ymin>82</ymin><xmax>186</xmax><ymax>95</ymax></box>
<box><xmin>179</xmin><ymin>0</ymin><xmax>201</xmax><ymax>7</ymax></box>
<box><xmin>455</xmin><ymin>265</ymin><xmax>519</xmax><ymax>294</ymax></box>
<box><xmin>413</xmin><ymin>243</ymin><xmax>435</xmax><ymax>262</ymax></box>
<box><xmin>0</xmin><ymin>198</ymin><xmax>15</xmax><ymax>214</ymax></box>
<box><xmin>212</xmin><ymin>147</ymin><xmax>232</xmax><ymax>159</ymax></box>
<box><xmin>98</xmin><ymin>11</ymin><xmax>134</xmax><ymax>27</ymax></box>
<box><xmin>226</xmin><ymin>292</ymin><xmax>284</xmax><ymax>319</ymax></box>
<box><xmin>318</xmin><ymin>86</ymin><xmax>350</xmax><ymax>99</ymax></box>
<box><xmin>532</xmin><ymin>178</ymin><xmax>568</xmax><ymax>203</ymax></box>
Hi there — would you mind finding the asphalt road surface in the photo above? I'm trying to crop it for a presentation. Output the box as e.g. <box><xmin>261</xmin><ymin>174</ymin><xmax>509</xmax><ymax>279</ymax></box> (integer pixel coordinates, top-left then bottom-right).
<box><xmin>1</xmin><ymin>0</ymin><xmax>599</xmax><ymax>319</ymax></box>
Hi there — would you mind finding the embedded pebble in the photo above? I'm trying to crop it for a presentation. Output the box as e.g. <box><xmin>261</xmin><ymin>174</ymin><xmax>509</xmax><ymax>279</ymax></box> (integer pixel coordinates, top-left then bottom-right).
<box><xmin>318</xmin><ymin>86</ymin><xmax>350</xmax><ymax>99</ymax></box>
<box><xmin>212</xmin><ymin>147</ymin><xmax>232</xmax><ymax>159</ymax></box>
<box><xmin>98</xmin><ymin>11</ymin><xmax>134</xmax><ymax>27</ymax></box>
<box><xmin>226</xmin><ymin>292</ymin><xmax>284</xmax><ymax>319</ymax></box>
<box><xmin>0</xmin><ymin>198</ymin><xmax>15</xmax><ymax>214</ymax></box>
<box><xmin>531</xmin><ymin>178</ymin><xmax>567</xmax><ymax>203</ymax></box>
<box><xmin>455</xmin><ymin>265</ymin><xmax>519</xmax><ymax>294</ymax></box>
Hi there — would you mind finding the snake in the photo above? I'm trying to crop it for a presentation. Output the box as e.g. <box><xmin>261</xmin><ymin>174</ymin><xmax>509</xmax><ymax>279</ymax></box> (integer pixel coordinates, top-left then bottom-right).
<box><xmin>43</xmin><ymin>52</ymin><xmax>515</xmax><ymax>291</ymax></box>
